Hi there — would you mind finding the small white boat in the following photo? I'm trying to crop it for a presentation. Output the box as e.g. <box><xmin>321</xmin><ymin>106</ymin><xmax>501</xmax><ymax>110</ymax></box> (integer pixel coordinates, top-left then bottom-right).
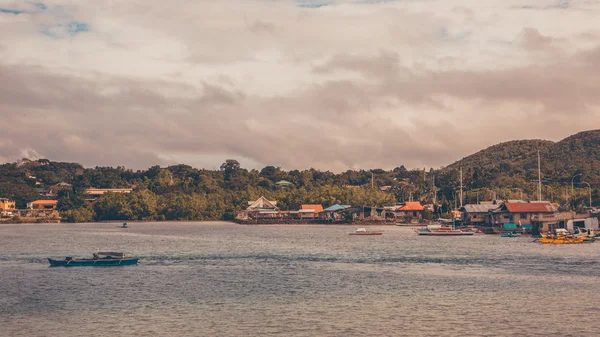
<box><xmin>349</xmin><ymin>227</ymin><xmax>383</xmax><ymax>235</ymax></box>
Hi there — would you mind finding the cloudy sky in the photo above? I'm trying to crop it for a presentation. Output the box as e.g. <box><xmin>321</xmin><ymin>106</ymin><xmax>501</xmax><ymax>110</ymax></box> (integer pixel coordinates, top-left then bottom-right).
<box><xmin>0</xmin><ymin>0</ymin><xmax>599</xmax><ymax>171</ymax></box>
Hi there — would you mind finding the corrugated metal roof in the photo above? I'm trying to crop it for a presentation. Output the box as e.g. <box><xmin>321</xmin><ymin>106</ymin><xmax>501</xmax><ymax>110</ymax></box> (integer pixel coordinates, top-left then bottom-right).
<box><xmin>324</xmin><ymin>204</ymin><xmax>351</xmax><ymax>212</ymax></box>
<box><xmin>461</xmin><ymin>204</ymin><xmax>499</xmax><ymax>213</ymax></box>
<box><xmin>504</xmin><ymin>202</ymin><xmax>554</xmax><ymax>213</ymax></box>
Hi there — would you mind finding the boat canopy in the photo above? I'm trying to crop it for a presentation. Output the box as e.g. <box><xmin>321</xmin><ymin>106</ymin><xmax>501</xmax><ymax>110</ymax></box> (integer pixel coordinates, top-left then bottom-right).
<box><xmin>97</xmin><ymin>252</ymin><xmax>125</xmax><ymax>258</ymax></box>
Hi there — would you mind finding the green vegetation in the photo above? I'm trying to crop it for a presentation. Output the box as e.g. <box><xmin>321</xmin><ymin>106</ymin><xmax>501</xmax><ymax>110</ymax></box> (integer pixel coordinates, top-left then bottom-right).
<box><xmin>1</xmin><ymin>130</ymin><xmax>599</xmax><ymax>222</ymax></box>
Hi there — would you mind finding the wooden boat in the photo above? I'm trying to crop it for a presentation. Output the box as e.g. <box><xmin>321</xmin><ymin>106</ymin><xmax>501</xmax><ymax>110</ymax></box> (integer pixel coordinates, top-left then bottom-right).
<box><xmin>48</xmin><ymin>252</ymin><xmax>138</xmax><ymax>267</ymax></box>
<box><xmin>416</xmin><ymin>224</ymin><xmax>475</xmax><ymax>236</ymax></box>
<box><xmin>349</xmin><ymin>228</ymin><xmax>383</xmax><ymax>235</ymax></box>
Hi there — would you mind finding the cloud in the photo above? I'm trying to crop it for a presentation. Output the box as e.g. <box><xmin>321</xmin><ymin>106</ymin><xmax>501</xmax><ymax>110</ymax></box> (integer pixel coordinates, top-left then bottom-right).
<box><xmin>1</xmin><ymin>0</ymin><xmax>600</xmax><ymax>171</ymax></box>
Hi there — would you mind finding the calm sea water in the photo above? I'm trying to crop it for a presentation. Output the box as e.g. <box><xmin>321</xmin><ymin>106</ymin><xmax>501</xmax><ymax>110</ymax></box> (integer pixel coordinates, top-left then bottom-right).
<box><xmin>1</xmin><ymin>222</ymin><xmax>600</xmax><ymax>337</ymax></box>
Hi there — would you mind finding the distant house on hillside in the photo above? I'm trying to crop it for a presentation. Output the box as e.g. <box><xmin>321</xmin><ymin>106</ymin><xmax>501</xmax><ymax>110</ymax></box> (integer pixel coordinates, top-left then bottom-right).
<box><xmin>275</xmin><ymin>180</ymin><xmax>294</xmax><ymax>188</ymax></box>
<box><xmin>84</xmin><ymin>188</ymin><xmax>133</xmax><ymax>202</ymax></box>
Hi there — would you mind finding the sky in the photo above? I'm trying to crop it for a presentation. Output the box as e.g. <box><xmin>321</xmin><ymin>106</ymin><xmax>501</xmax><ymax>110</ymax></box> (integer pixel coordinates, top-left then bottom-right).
<box><xmin>0</xmin><ymin>0</ymin><xmax>599</xmax><ymax>171</ymax></box>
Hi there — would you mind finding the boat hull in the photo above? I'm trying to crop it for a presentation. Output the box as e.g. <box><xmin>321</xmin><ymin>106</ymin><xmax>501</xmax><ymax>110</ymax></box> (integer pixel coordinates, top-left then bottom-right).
<box><xmin>350</xmin><ymin>232</ymin><xmax>383</xmax><ymax>235</ymax></box>
<box><xmin>417</xmin><ymin>231</ymin><xmax>474</xmax><ymax>236</ymax></box>
<box><xmin>48</xmin><ymin>258</ymin><xmax>139</xmax><ymax>267</ymax></box>
<box><xmin>537</xmin><ymin>238</ymin><xmax>583</xmax><ymax>244</ymax></box>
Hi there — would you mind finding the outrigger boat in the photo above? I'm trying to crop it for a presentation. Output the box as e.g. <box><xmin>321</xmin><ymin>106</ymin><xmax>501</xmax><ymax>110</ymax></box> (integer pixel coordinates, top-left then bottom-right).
<box><xmin>48</xmin><ymin>252</ymin><xmax>138</xmax><ymax>267</ymax></box>
<box><xmin>416</xmin><ymin>224</ymin><xmax>475</xmax><ymax>236</ymax></box>
<box><xmin>501</xmin><ymin>232</ymin><xmax>521</xmax><ymax>238</ymax></box>
<box><xmin>537</xmin><ymin>230</ymin><xmax>584</xmax><ymax>244</ymax></box>
<box><xmin>349</xmin><ymin>228</ymin><xmax>383</xmax><ymax>235</ymax></box>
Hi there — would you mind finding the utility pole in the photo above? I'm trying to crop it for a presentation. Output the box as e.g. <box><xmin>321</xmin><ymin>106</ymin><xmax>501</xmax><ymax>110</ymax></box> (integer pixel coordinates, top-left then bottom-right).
<box><xmin>371</xmin><ymin>172</ymin><xmax>374</xmax><ymax>189</ymax></box>
<box><xmin>537</xmin><ymin>150</ymin><xmax>542</xmax><ymax>201</ymax></box>
<box><xmin>582</xmin><ymin>181</ymin><xmax>592</xmax><ymax>207</ymax></box>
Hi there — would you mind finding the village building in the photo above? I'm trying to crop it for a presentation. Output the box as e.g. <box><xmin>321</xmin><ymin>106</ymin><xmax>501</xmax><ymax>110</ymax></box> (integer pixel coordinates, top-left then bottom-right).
<box><xmin>27</xmin><ymin>200</ymin><xmax>58</xmax><ymax>210</ymax></box>
<box><xmin>491</xmin><ymin>201</ymin><xmax>556</xmax><ymax>232</ymax></box>
<box><xmin>0</xmin><ymin>198</ymin><xmax>17</xmax><ymax>217</ymax></box>
<box><xmin>297</xmin><ymin>204</ymin><xmax>324</xmax><ymax>219</ymax></box>
<box><xmin>387</xmin><ymin>202</ymin><xmax>424</xmax><ymax>222</ymax></box>
<box><xmin>460</xmin><ymin>203</ymin><xmax>499</xmax><ymax>226</ymax></box>
<box><xmin>236</xmin><ymin>196</ymin><xmax>280</xmax><ymax>221</ymax></box>
<box><xmin>275</xmin><ymin>180</ymin><xmax>294</xmax><ymax>188</ymax></box>
<box><xmin>24</xmin><ymin>200</ymin><xmax>60</xmax><ymax>219</ymax></box>
<box><xmin>322</xmin><ymin>204</ymin><xmax>352</xmax><ymax>222</ymax></box>
<box><xmin>0</xmin><ymin>198</ymin><xmax>16</xmax><ymax>211</ymax></box>
<box><xmin>84</xmin><ymin>188</ymin><xmax>133</xmax><ymax>202</ymax></box>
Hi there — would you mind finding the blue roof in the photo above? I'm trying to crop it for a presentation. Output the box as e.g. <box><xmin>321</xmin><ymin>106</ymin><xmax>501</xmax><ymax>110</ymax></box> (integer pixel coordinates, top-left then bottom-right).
<box><xmin>323</xmin><ymin>204</ymin><xmax>351</xmax><ymax>212</ymax></box>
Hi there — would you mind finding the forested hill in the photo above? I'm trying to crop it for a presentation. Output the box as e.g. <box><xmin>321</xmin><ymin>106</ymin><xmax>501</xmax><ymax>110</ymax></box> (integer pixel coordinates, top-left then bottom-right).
<box><xmin>445</xmin><ymin>130</ymin><xmax>600</xmax><ymax>188</ymax></box>
<box><xmin>1</xmin><ymin>130</ymin><xmax>599</xmax><ymax>222</ymax></box>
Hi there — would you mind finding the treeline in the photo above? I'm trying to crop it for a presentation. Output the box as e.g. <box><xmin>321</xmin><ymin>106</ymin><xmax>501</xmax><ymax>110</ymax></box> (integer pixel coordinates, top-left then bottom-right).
<box><xmin>2</xmin><ymin>131</ymin><xmax>600</xmax><ymax>223</ymax></box>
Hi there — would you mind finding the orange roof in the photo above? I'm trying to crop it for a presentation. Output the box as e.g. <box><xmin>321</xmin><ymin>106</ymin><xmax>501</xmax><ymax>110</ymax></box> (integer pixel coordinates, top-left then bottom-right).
<box><xmin>301</xmin><ymin>204</ymin><xmax>324</xmax><ymax>213</ymax></box>
<box><xmin>399</xmin><ymin>202</ymin><xmax>424</xmax><ymax>211</ymax></box>
<box><xmin>31</xmin><ymin>200</ymin><xmax>58</xmax><ymax>205</ymax></box>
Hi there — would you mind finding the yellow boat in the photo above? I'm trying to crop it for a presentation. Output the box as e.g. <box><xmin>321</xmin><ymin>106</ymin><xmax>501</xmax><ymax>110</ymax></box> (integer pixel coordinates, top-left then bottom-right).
<box><xmin>538</xmin><ymin>237</ymin><xmax>584</xmax><ymax>244</ymax></box>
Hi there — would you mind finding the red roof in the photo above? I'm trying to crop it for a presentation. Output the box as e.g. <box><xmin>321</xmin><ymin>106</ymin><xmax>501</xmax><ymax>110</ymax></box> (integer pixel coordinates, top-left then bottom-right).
<box><xmin>503</xmin><ymin>202</ymin><xmax>554</xmax><ymax>213</ymax></box>
<box><xmin>399</xmin><ymin>202</ymin><xmax>424</xmax><ymax>211</ymax></box>
<box><xmin>301</xmin><ymin>204</ymin><xmax>324</xmax><ymax>213</ymax></box>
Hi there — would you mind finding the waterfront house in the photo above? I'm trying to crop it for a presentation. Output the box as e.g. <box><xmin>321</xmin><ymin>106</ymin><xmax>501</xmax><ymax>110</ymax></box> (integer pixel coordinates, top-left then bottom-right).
<box><xmin>322</xmin><ymin>204</ymin><xmax>352</xmax><ymax>222</ymax></box>
<box><xmin>394</xmin><ymin>202</ymin><xmax>425</xmax><ymax>221</ymax></box>
<box><xmin>27</xmin><ymin>200</ymin><xmax>58</xmax><ymax>210</ymax></box>
<box><xmin>491</xmin><ymin>201</ymin><xmax>556</xmax><ymax>232</ymax></box>
<box><xmin>25</xmin><ymin>200</ymin><xmax>60</xmax><ymax>219</ymax></box>
<box><xmin>236</xmin><ymin>196</ymin><xmax>280</xmax><ymax>220</ymax></box>
<box><xmin>460</xmin><ymin>203</ymin><xmax>499</xmax><ymax>226</ymax></box>
<box><xmin>299</xmin><ymin>204</ymin><xmax>324</xmax><ymax>219</ymax></box>
<box><xmin>0</xmin><ymin>198</ymin><xmax>16</xmax><ymax>211</ymax></box>
<box><xmin>0</xmin><ymin>198</ymin><xmax>17</xmax><ymax>217</ymax></box>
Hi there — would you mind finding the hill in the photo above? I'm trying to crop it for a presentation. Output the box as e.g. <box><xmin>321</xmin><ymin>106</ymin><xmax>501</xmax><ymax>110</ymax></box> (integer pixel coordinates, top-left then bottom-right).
<box><xmin>444</xmin><ymin>129</ymin><xmax>600</xmax><ymax>193</ymax></box>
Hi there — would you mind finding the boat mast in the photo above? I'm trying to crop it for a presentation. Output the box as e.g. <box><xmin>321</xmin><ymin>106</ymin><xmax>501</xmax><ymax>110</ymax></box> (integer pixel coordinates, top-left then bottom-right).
<box><xmin>537</xmin><ymin>150</ymin><xmax>542</xmax><ymax>201</ymax></box>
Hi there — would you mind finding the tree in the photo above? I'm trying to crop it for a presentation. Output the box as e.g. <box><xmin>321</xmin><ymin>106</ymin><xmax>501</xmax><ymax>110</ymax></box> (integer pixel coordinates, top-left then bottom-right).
<box><xmin>220</xmin><ymin>159</ymin><xmax>241</xmax><ymax>181</ymax></box>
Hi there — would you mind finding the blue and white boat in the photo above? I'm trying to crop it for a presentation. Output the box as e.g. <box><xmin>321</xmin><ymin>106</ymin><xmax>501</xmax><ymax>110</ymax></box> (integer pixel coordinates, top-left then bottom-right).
<box><xmin>48</xmin><ymin>252</ymin><xmax>138</xmax><ymax>267</ymax></box>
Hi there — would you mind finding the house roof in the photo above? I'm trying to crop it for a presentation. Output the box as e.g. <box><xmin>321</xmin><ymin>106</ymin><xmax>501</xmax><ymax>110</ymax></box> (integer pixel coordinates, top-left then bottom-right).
<box><xmin>399</xmin><ymin>202</ymin><xmax>424</xmax><ymax>211</ymax></box>
<box><xmin>30</xmin><ymin>200</ymin><xmax>58</xmax><ymax>205</ymax></box>
<box><xmin>247</xmin><ymin>196</ymin><xmax>278</xmax><ymax>210</ymax></box>
<box><xmin>502</xmin><ymin>202</ymin><xmax>554</xmax><ymax>213</ymax></box>
<box><xmin>301</xmin><ymin>204</ymin><xmax>324</xmax><ymax>213</ymax></box>
<box><xmin>323</xmin><ymin>204</ymin><xmax>351</xmax><ymax>212</ymax></box>
<box><xmin>461</xmin><ymin>204</ymin><xmax>499</xmax><ymax>213</ymax></box>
